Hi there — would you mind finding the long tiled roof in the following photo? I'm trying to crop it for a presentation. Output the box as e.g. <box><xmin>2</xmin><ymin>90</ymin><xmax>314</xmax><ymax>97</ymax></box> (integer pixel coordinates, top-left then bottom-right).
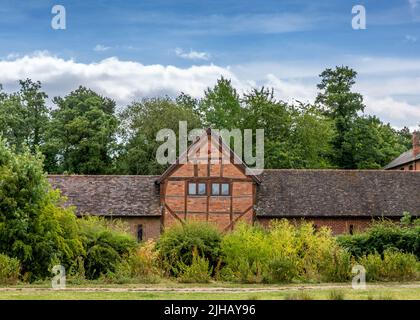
<box><xmin>256</xmin><ymin>170</ymin><xmax>420</xmax><ymax>217</ymax></box>
<box><xmin>48</xmin><ymin>175</ymin><xmax>161</xmax><ymax>216</ymax></box>
<box><xmin>49</xmin><ymin>170</ymin><xmax>420</xmax><ymax>218</ymax></box>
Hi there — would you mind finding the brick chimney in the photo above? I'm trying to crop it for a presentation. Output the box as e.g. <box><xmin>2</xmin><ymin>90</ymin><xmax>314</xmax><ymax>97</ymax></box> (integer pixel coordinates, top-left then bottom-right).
<box><xmin>413</xmin><ymin>131</ymin><xmax>420</xmax><ymax>157</ymax></box>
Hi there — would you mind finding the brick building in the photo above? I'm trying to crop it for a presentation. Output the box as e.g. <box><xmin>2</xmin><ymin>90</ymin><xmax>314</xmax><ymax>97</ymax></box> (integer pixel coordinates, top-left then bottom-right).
<box><xmin>49</xmin><ymin>129</ymin><xmax>420</xmax><ymax>241</ymax></box>
<box><xmin>384</xmin><ymin>131</ymin><xmax>420</xmax><ymax>171</ymax></box>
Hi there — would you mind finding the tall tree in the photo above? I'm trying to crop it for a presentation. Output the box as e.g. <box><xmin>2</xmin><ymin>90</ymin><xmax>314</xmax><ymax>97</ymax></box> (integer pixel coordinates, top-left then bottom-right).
<box><xmin>288</xmin><ymin>103</ymin><xmax>334</xmax><ymax>168</ymax></box>
<box><xmin>241</xmin><ymin>87</ymin><xmax>293</xmax><ymax>168</ymax></box>
<box><xmin>344</xmin><ymin>116</ymin><xmax>414</xmax><ymax>169</ymax></box>
<box><xmin>199</xmin><ymin>77</ymin><xmax>242</xmax><ymax>129</ymax></box>
<box><xmin>316</xmin><ymin>66</ymin><xmax>365</xmax><ymax>168</ymax></box>
<box><xmin>117</xmin><ymin>96</ymin><xmax>202</xmax><ymax>175</ymax></box>
<box><xmin>44</xmin><ymin>87</ymin><xmax>118</xmax><ymax>174</ymax></box>
<box><xmin>0</xmin><ymin>79</ymin><xmax>49</xmax><ymax>152</ymax></box>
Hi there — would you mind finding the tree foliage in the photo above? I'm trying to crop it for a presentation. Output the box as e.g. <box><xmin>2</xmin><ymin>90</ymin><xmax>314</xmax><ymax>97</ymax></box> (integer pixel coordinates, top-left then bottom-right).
<box><xmin>117</xmin><ymin>96</ymin><xmax>202</xmax><ymax>174</ymax></box>
<box><xmin>44</xmin><ymin>86</ymin><xmax>118</xmax><ymax>174</ymax></box>
<box><xmin>0</xmin><ymin>79</ymin><xmax>49</xmax><ymax>153</ymax></box>
<box><xmin>0</xmin><ymin>68</ymin><xmax>416</xmax><ymax>174</ymax></box>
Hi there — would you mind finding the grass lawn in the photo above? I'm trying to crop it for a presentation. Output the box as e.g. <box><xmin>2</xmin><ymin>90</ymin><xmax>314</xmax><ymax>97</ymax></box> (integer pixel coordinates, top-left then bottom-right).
<box><xmin>0</xmin><ymin>282</ymin><xmax>419</xmax><ymax>300</ymax></box>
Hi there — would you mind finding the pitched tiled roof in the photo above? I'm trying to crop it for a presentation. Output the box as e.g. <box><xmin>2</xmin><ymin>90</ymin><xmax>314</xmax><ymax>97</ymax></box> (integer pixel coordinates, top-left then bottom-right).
<box><xmin>49</xmin><ymin>170</ymin><xmax>420</xmax><ymax>218</ymax></box>
<box><xmin>383</xmin><ymin>149</ymin><xmax>420</xmax><ymax>169</ymax></box>
<box><xmin>48</xmin><ymin>175</ymin><xmax>161</xmax><ymax>216</ymax></box>
<box><xmin>256</xmin><ymin>170</ymin><xmax>420</xmax><ymax>217</ymax></box>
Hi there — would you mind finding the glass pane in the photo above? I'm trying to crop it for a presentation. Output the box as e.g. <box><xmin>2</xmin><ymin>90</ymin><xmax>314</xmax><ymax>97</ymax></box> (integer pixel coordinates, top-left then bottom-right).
<box><xmin>189</xmin><ymin>183</ymin><xmax>196</xmax><ymax>195</ymax></box>
<box><xmin>221</xmin><ymin>183</ymin><xmax>229</xmax><ymax>195</ymax></box>
<box><xmin>198</xmin><ymin>183</ymin><xmax>206</xmax><ymax>195</ymax></box>
<box><xmin>212</xmin><ymin>183</ymin><xmax>220</xmax><ymax>195</ymax></box>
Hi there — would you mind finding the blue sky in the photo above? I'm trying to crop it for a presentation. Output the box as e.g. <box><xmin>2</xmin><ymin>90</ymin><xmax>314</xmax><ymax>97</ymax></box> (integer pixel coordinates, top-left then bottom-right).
<box><xmin>0</xmin><ymin>0</ymin><xmax>419</xmax><ymax>128</ymax></box>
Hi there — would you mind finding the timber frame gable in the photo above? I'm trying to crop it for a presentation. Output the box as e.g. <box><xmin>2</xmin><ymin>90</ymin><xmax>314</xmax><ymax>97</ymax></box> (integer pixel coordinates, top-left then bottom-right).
<box><xmin>156</xmin><ymin>128</ymin><xmax>260</xmax><ymax>231</ymax></box>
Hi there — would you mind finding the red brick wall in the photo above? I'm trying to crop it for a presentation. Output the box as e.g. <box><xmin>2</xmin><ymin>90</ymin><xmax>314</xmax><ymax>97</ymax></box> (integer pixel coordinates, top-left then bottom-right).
<box><xmin>392</xmin><ymin>159</ymin><xmax>420</xmax><ymax>171</ymax></box>
<box><xmin>256</xmin><ymin>216</ymin><xmax>400</xmax><ymax>235</ymax></box>
<box><xmin>161</xmin><ymin>136</ymin><xmax>256</xmax><ymax>232</ymax></box>
<box><xmin>104</xmin><ymin>216</ymin><xmax>162</xmax><ymax>241</ymax></box>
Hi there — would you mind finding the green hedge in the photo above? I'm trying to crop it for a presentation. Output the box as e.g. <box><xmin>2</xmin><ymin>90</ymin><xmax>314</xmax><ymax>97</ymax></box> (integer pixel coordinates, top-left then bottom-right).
<box><xmin>156</xmin><ymin>222</ymin><xmax>222</xmax><ymax>276</ymax></box>
<box><xmin>337</xmin><ymin>220</ymin><xmax>420</xmax><ymax>259</ymax></box>
<box><xmin>0</xmin><ymin>254</ymin><xmax>20</xmax><ymax>285</ymax></box>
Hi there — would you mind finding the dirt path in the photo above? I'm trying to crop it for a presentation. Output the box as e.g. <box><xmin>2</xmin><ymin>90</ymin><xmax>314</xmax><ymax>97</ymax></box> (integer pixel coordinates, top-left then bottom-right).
<box><xmin>1</xmin><ymin>283</ymin><xmax>419</xmax><ymax>293</ymax></box>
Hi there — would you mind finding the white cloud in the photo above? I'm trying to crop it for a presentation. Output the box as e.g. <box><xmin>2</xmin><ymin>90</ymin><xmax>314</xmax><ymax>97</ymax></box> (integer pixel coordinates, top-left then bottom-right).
<box><xmin>0</xmin><ymin>52</ymin><xmax>418</xmax><ymax>128</ymax></box>
<box><xmin>175</xmin><ymin>48</ymin><xmax>211</xmax><ymax>61</ymax></box>
<box><xmin>0</xmin><ymin>52</ymin><xmax>236</xmax><ymax>106</ymax></box>
<box><xmin>265</xmin><ymin>74</ymin><xmax>316</xmax><ymax>102</ymax></box>
<box><xmin>365</xmin><ymin>96</ymin><xmax>420</xmax><ymax>124</ymax></box>
<box><xmin>93</xmin><ymin>44</ymin><xmax>111</xmax><ymax>52</ymax></box>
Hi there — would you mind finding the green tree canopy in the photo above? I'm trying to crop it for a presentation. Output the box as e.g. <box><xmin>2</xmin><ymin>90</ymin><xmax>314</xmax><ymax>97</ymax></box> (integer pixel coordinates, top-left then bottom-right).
<box><xmin>199</xmin><ymin>77</ymin><xmax>242</xmax><ymax>130</ymax></box>
<box><xmin>0</xmin><ymin>79</ymin><xmax>49</xmax><ymax>153</ymax></box>
<box><xmin>117</xmin><ymin>96</ymin><xmax>203</xmax><ymax>175</ymax></box>
<box><xmin>0</xmin><ymin>138</ymin><xmax>83</xmax><ymax>280</ymax></box>
<box><xmin>44</xmin><ymin>86</ymin><xmax>118</xmax><ymax>174</ymax></box>
<box><xmin>316</xmin><ymin>66</ymin><xmax>365</xmax><ymax>168</ymax></box>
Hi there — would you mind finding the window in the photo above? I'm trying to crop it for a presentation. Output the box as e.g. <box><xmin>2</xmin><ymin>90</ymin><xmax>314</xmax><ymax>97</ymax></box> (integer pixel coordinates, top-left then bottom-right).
<box><xmin>137</xmin><ymin>224</ymin><xmax>143</xmax><ymax>242</ymax></box>
<box><xmin>188</xmin><ymin>183</ymin><xmax>197</xmax><ymax>195</ymax></box>
<box><xmin>212</xmin><ymin>183</ymin><xmax>220</xmax><ymax>195</ymax></box>
<box><xmin>409</xmin><ymin>165</ymin><xmax>414</xmax><ymax>171</ymax></box>
<box><xmin>188</xmin><ymin>182</ymin><xmax>206</xmax><ymax>195</ymax></box>
<box><xmin>221</xmin><ymin>183</ymin><xmax>230</xmax><ymax>195</ymax></box>
<box><xmin>349</xmin><ymin>224</ymin><xmax>354</xmax><ymax>235</ymax></box>
<box><xmin>198</xmin><ymin>183</ymin><xmax>206</xmax><ymax>195</ymax></box>
<box><xmin>211</xmin><ymin>183</ymin><xmax>230</xmax><ymax>196</ymax></box>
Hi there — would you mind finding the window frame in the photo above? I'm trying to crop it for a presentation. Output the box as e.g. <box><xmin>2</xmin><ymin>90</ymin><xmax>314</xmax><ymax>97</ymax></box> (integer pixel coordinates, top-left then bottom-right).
<box><xmin>211</xmin><ymin>182</ymin><xmax>231</xmax><ymax>196</ymax></box>
<box><xmin>188</xmin><ymin>182</ymin><xmax>207</xmax><ymax>196</ymax></box>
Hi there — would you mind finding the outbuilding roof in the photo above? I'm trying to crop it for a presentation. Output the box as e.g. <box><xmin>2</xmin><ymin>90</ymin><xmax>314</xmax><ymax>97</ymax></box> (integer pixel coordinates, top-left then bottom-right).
<box><xmin>256</xmin><ymin>169</ymin><xmax>420</xmax><ymax>217</ymax></box>
<box><xmin>48</xmin><ymin>175</ymin><xmax>161</xmax><ymax>216</ymax></box>
<box><xmin>383</xmin><ymin>149</ymin><xmax>420</xmax><ymax>169</ymax></box>
<box><xmin>49</xmin><ymin>170</ymin><xmax>420</xmax><ymax>219</ymax></box>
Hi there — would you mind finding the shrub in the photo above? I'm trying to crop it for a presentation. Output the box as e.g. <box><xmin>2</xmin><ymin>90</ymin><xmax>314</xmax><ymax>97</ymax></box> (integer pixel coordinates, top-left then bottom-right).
<box><xmin>100</xmin><ymin>259</ymin><xmax>133</xmax><ymax>284</ymax></box>
<box><xmin>220</xmin><ymin>220</ymin><xmax>352</xmax><ymax>283</ymax></box>
<box><xmin>129</xmin><ymin>240</ymin><xmax>162</xmax><ymax>280</ymax></box>
<box><xmin>358</xmin><ymin>249</ymin><xmax>419</xmax><ymax>281</ymax></box>
<box><xmin>177</xmin><ymin>248</ymin><xmax>212</xmax><ymax>283</ymax></box>
<box><xmin>381</xmin><ymin>250</ymin><xmax>418</xmax><ymax>281</ymax></box>
<box><xmin>267</xmin><ymin>255</ymin><xmax>300</xmax><ymax>283</ymax></box>
<box><xmin>338</xmin><ymin>219</ymin><xmax>420</xmax><ymax>259</ymax></box>
<box><xmin>77</xmin><ymin>217</ymin><xmax>137</xmax><ymax>279</ymax></box>
<box><xmin>0</xmin><ymin>139</ymin><xmax>84</xmax><ymax>280</ymax></box>
<box><xmin>318</xmin><ymin>247</ymin><xmax>352</xmax><ymax>282</ymax></box>
<box><xmin>0</xmin><ymin>254</ymin><xmax>20</xmax><ymax>284</ymax></box>
<box><xmin>157</xmin><ymin>222</ymin><xmax>222</xmax><ymax>276</ymax></box>
<box><xmin>67</xmin><ymin>256</ymin><xmax>86</xmax><ymax>284</ymax></box>
<box><xmin>220</xmin><ymin>223</ymin><xmax>269</xmax><ymax>283</ymax></box>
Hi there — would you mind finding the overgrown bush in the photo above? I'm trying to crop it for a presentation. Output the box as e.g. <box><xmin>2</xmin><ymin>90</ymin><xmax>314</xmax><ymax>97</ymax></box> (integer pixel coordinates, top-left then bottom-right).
<box><xmin>77</xmin><ymin>216</ymin><xmax>137</xmax><ymax>279</ymax></box>
<box><xmin>220</xmin><ymin>220</ymin><xmax>352</xmax><ymax>283</ymax></box>
<box><xmin>0</xmin><ymin>139</ymin><xmax>84</xmax><ymax>280</ymax></box>
<box><xmin>156</xmin><ymin>222</ymin><xmax>222</xmax><ymax>276</ymax></box>
<box><xmin>338</xmin><ymin>219</ymin><xmax>420</xmax><ymax>259</ymax></box>
<box><xmin>127</xmin><ymin>240</ymin><xmax>162</xmax><ymax>283</ymax></box>
<box><xmin>0</xmin><ymin>254</ymin><xmax>20</xmax><ymax>284</ymax></box>
<box><xmin>177</xmin><ymin>248</ymin><xmax>212</xmax><ymax>283</ymax></box>
<box><xmin>358</xmin><ymin>249</ymin><xmax>419</xmax><ymax>281</ymax></box>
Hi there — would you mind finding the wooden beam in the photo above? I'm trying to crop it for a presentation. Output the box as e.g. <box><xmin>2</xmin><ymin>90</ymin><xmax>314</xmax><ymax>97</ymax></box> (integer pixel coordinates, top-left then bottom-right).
<box><xmin>167</xmin><ymin>177</ymin><xmax>253</xmax><ymax>182</ymax></box>
<box><xmin>184</xmin><ymin>180</ymin><xmax>188</xmax><ymax>220</ymax></box>
<box><xmin>223</xmin><ymin>205</ymin><xmax>253</xmax><ymax>232</ymax></box>
<box><xmin>165</xmin><ymin>203</ymin><xmax>185</xmax><ymax>225</ymax></box>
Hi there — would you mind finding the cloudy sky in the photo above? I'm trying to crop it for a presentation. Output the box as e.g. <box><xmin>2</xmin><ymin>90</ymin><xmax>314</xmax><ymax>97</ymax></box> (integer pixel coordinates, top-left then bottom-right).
<box><xmin>0</xmin><ymin>0</ymin><xmax>419</xmax><ymax>128</ymax></box>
